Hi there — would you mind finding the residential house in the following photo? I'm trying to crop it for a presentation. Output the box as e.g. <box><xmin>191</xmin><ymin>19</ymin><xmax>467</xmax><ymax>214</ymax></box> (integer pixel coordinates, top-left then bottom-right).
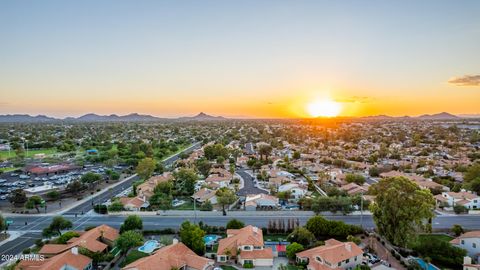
<box><xmin>435</xmin><ymin>191</ymin><xmax>480</xmax><ymax>210</ymax></box>
<box><xmin>136</xmin><ymin>173</ymin><xmax>174</xmax><ymax>201</ymax></box>
<box><xmin>123</xmin><ymin>240</ymin><xmax>214</xmax><ymax>270</ymax></box>
<box><xmin>296</xmin><ymin>239</ymin><xmax>363</xmax><ymax>270</ymax></box>
<box><xmin>245</xmin><ymin>194</ymin><xmax>280</xmax><ymax>211</ymax></box>
<box><xmin>340</xmin><ymin>183</ymin><xmax>369</xmax><ymax>196</ymax></box>
<box><xmin>39</xmin><ymin>225</ymin><xmax>119</xmax><ymax>257</ymax></box>
<box><xmin>451</xmin><ymin>231</ymin><xmax>480</xmax><ymax>260</ymax></box>
<box><xmin>217</xmin><ymin>225</ymin><xmax>273</xmax><ymax>267</ymax></box>
<box><xmin>17</xmin><ymin>247</ymin><xmax>92</xmax><ymax>270</ymax></box>
<box><xmin>192</xmin><ymin>188</ymin><xmax>218</xmax><ymax>205</ymax></box>
<box><xmin>463</xmin><ymin>257</ymin><xmax>480</xmax><ymax>270</ymax></box>
<box><xmin>278</xmin><ymin>183</ymin><xmax>308</xmax><ymax>200</ymax></box>
<box><xmin>119</xmin><ymin>196</ymin><xmax>149</xmax><ymax>211</ymax></box>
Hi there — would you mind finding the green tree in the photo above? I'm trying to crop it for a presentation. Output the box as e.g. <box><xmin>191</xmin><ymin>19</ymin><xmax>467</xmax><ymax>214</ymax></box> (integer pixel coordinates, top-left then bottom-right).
<box><xmin>149</xmin><ymin>193</ymin><xmax>172</xmax><ymax>211</ymax></box>
<box><xmin>287</xmin><ymin>227</ymin><xmax>316</xmax><ymax>247</ymax></box>
<box><xmin>153</xmin><ymin>181</ymin><xmax>173</xmax><ymax>195</ymax></box>
<box><xmin>258</xmin><ymin>144</ymin><xmax>273</xmax><ymax>161</ymax></box>
<box><xmin>136</xmin><ymin>157</ymin><xmax>156</xmax><ymax>180</ymax></box>
<box><xmin>66</xmin><ymin>181</ymin><xmax>85</xmax><ymax>195</ymax></box>
<box><xmin>48</xmin><ymin>216</ymin><xmax>73</xmax><ymax>236</ymax></box>
<box><xmin>173</xmin><ymin>168</ymin><xmax>198</xmax><ymax>195</ymax></box>
<box><xmin>286</xmin><ymin>242</ymin><xmax>304</xmax><ymax>260</ymax></box>
<box><xmin>464</xmin><ymin>163</ymin><xmax>480</xmax><ymax>182</ymax></box>
<box><xmin>25</xmin><ymin>196</ymin><xmax>44</xmax><ymax>213</ymax></box>
<box><xmin>453</xmin><ymin>204</ymin><xmax>468</xmax><ymax>214</ymax></box>
<box><xmin>216</xmin><ymin>187</ymin><xmax>237</xmax><ymax>216</ymax></box>
<box><xmin>46</xmin><ymin>190</ymin><xmax>61</xmax><ymax>201</ymax></box>
<box><xmin>345</xmin><ymin>174</ymin><xmax>366</xmax><ymax>185</ymax></box>
<box><xmin>226</xmin><ymin>219</ymin><xmax>245</xmax><ymax>229</ymax></box>
<box><xmin>179</xmin><ymin>221</ymin><xmax>206</xmax><ymax>255</ymax></box>
<box><xmin>9</xmin><ymin>189</ymin><xmax>27</xmax><ymax>206</ymax></box>
<box><xmin>0</xmin><ymin>214</ymin><xmax>6</xmax><ymax>233</ymax></box>
<box><xmin>120</xmin><ymin>215</ymin><xmax>143</xmax><ymax>233</ymax></box>
<box><xmin>200</xmin><ymin>200</ymin><xmax>213</xmax><ymax>211</ymax></box>
<box><xmin>108</xmin><ymin>201</ymin><xmax>124</xmax><ymax>212</ymax></box>
<box><xmin>293</xmin><ymin>151</ymin><xmax>301</xmax><ymax>159</ymax></box>
<box><xmin>115</xmin><ymin>230</ymin><xmax>144</xmax><ymax>254</ymax></box>
<box><xmin>56</xmin><ymin>231</ymin><xmax>80</xmax><ymax>244</ymax></box>
<box><xmin>451</xmin><ymin>224</ymin><xmax>464</xmax><ymax>236</ymax></box>
<box><xmin>194</xmin><ymin>158</ymin><xmax>212</xmax><ymax>178</ymax></box>
<box><xmin>81</xmin><ymin>172</ymin><xmax>102</xmax><ymax>183</ymax></box>
<box><xmin>369</xmin><ymin>177</ymin><xmax>435</xmax><ymax>247</ymax></box>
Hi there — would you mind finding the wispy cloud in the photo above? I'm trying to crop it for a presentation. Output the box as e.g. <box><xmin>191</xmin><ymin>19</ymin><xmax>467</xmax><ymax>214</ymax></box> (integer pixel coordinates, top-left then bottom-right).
<box><xmin>448</xmin><ymin>74</ymin><xmax>480</xmax><ymax>86</ymax></box>
<box><xmin>335</xmin><ymin>96</ymin><xmax>373</xmax><ymax>104</ymax></box>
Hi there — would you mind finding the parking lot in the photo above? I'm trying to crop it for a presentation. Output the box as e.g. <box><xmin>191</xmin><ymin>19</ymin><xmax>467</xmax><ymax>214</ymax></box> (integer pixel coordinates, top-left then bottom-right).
<box><xmin>0</xmin><ymin>163</ymin><xmax>125</xmax><ymax>205</ymax></box>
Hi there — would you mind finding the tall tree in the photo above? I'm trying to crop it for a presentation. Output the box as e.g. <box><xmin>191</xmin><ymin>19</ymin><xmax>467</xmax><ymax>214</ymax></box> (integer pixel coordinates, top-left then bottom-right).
<box><xmin>179</xmin><ymin>221</ymin><xmax>206</xmax><ymax>255</ymax></box>
<box><xmin>136</xmin><ymin>157</ymin><xmax>156</xmax><ymax>180</ymax></box>
<box><xmin>173</xmin><ymin>168</ymin><xmax>197</xmax><ymax>195</ymax></box>
<box><xmin>25</xmin><ymin>196</ymin><xmax>43</xmax><ymax>213</ymax></box>
<box><xmin>120</xmin><ymin>215</ymin><xmax>143</xmax><ymax>233</ymax></box>
<box><xmin>115</xmin><ymin>230</ymin><xmax>144</xmax><ymax>254</ymax></box>
<box><xmin>369</xmin><ymin>176</ymin><xmax>435</xmax><ymax>247</ymax></box>
<box><xmin>216</xmin><ymin>187</ymin><xmax>237</xmax><ymax>216</ymax></box>
<box><xmin>9</xmin><ymin>189</ymin><xmax>27</xmax><ymax>206</ymax></box>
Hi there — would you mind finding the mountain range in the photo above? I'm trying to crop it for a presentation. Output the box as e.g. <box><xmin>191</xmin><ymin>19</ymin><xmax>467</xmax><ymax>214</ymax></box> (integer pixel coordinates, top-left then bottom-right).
<box><xmin>0</xmin><ymin>112</ymin><xmax>227</xmax><ymax>123</ymax></box>
<box><xmin>0</xmin><ymin>111</ymin><xmax>471</xmax><ymax>123</ymax></box>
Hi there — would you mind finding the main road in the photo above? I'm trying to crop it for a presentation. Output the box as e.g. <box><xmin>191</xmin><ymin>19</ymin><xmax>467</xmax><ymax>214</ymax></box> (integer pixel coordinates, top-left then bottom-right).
<box><xmin>0</xmin><ymin>142</ymin><xmax>202</xmax><ymax>260</ymax></box>
<box><xmin>63</xmin><ymin>142</ymin><xmax>202</xmax><ymax>215</ymax></box>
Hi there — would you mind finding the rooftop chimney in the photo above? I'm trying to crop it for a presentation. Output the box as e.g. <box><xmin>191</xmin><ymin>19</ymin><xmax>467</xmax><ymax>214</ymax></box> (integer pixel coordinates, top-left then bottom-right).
<box><xmin>172</xmin><ymin>238</ymin><xmax>179</xmax><ymax>245</ymax></box>
<box><xmin>464</xmin><ymin>256</ymin><xmax>472</xmax><ymax>265</ymax></box>
<box><xmin>71</xmin><ymin>246</ymin><xmax>78</xmax><ymax>255</ymax></box>
<box><xmin>345</xmin><ymin>243</ymin><xmax>351</xmax><ymax>252</ymax></box>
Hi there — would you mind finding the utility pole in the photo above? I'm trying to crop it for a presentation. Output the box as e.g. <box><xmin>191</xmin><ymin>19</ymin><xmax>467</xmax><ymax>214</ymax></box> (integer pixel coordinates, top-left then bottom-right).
<box><xmin>360</xmin><ymin>192</ymin><xmax>364</xmax><ymax>230</ymax></box>
<box><xmin>193</xmin><ymin>198</ymin><xmax>197</xmax><ymax>224</ymax></box>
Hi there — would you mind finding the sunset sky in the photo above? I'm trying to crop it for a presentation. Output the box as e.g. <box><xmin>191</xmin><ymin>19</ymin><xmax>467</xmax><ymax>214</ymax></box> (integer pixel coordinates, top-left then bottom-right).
<box><xmin>0</xmin><ymin>0</ymin><xmax>479</xmax><ymax>118</ymax></box>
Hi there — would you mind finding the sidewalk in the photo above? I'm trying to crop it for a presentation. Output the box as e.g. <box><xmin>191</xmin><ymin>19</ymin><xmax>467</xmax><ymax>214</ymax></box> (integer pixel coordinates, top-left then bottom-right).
<box><xmin>106</xmin><ymin>209</ymin><xmax>373</xmax><ymax>217</ymax></box>
<box><xmin>2</xmin><ymin>173</ymin><xmax>138</xmax><ymax>217</ymax></box>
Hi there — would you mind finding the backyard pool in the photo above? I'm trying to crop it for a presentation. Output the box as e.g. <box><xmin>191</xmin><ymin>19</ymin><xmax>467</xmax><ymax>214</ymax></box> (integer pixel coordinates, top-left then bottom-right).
<box><xmin>138</xmin><ymin>240</ymin><xmax>160</xmax><ymax>253</ymax></box>
<box><xmin>204</xmin><ymin>235</ymin><xmax>219</xmax><ymax>245</ymax></box>
<box><xmin>415</xmin><ymin>258</ymin><xmax>440</xmax><ymax>270</ymax></box>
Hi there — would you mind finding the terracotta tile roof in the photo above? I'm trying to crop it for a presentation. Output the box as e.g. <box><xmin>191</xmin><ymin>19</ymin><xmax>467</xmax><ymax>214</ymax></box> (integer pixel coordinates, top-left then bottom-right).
<box><xmin>218</xmin><ymin>226</ymin><xmax>264</xmax><ymax>256</ymax></box>
<box><xmin>297</xmin><ymin>239</ymin><xmax>363</xmax><ymax>266</ymax></box>
<box><xmin>449</xmin><ymin>231</ymin><xmax>480</xmax><ymax>246</ymax></box>
<box><xmin>17</xmin><ymin>248</ymin><xmax>92</xmax><ymax>270</ymax></box>
<box><xmin>39</xmin><ymin>224</ymin><xmax>119</xmax><ymax>255</ymax></box>
<box><xmin>192</xmin><ymin>188</ymin><xmax>216</xmax><ymax>202</ymax></box>
<box><xmin>122</xmin><ymin>242</ymin><xmax>213</xmax><ymax>270</ymax></box>
<box><xmin>120</xmin><ymin>196</ymin><xmax>146</xmax><ymax>208</ymax></box>
<box><xmin>240</xmin><ymin>248</ymin><xmax>273</xmax><ymax>259</ymax></box>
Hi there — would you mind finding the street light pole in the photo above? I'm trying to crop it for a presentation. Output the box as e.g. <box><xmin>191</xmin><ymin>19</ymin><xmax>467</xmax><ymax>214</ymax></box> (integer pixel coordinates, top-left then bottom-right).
<box><xmin>360</xmin><ymin>192</ymin><xmax>364</xmax><ymax>230</ymax></box>
<box><xmin>193</xmin><ymin>198</ymin><xmax>197</xmax><ymax>224</ymax></box>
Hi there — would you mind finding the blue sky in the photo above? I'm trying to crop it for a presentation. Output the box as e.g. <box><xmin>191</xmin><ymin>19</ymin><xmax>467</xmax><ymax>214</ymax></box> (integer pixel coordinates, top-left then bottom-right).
<box><xmin>0</xmin><ymin>0</ymin><xmax>479</xmax><ymax>117</ymax></box>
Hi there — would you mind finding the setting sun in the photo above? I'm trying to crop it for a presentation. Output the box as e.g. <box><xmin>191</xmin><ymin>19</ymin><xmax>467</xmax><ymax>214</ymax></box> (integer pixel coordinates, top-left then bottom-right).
<box><xmin>307</xmin><ymin>100</ymin><xmax>342</xmax><ymax>117</ymax></box>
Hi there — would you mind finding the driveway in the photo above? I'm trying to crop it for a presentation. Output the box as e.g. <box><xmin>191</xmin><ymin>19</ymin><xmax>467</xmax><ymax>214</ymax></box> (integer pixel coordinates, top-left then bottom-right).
<box><xmin>236</xmin><ymin>169</ymin><xmax>268</xmax><ymax>196</ymax></box>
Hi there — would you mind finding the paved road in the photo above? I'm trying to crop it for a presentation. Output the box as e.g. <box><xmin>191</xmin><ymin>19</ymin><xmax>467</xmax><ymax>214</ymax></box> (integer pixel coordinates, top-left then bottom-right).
<box><xmin>2</xmin><ymin>213</ymin><xmax>480</xmax><ymax>257</ymax></box>
<box><xmin>0</xmin><ymin>142</ymin><xmax>202</xmax><ymax>258</ymax></box>
<box><xmin>63</xmin><ymin>142</ymin><xmax>202</xmax><ymax>215</ymax></box>
<box><xmin>0</xmin><ymin>232</ymin><xmax>41</xmax><ymax>263</ymax></box>
<box><xmin>236</xmin><ymin>169</ymin><xmax>268</xmax><ymax>196</ymax></box>
<box><xmin>5</xmin><ymin>213</ymin><xmax>480</xmax><ymax>232</ymax></box>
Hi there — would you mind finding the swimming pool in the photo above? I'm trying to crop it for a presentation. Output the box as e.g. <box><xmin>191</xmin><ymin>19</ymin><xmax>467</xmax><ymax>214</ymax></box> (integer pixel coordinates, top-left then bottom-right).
<box><xmin>138</xmin><ymin>240</ymin><xmax>160</xmax><ymax>253</ymax></box>
<box><xmin>415</xmin><ymin>258</ymin><xmax>440</xmax><ymax>270</ymax></box>
<box><xmin>204</xmin><ymin>235</ymin><xmax>219</xmax><ymax>245</ymax></box>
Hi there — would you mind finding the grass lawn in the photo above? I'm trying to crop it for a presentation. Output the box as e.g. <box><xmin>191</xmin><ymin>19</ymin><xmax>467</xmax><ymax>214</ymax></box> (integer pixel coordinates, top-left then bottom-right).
<box><xmin>410</xmin><ymin>233</ymin><xmax>453</xmax><ymax>248</ymax></box>
<box><xmin>121</xmin><ymin>250</ymin><xmax>149</xmax><ymax>267</ymax></box>
<box><xmin>0</xmin><ymin>148</ymin><xmax>59</xmax><ymax>159</ymax></box>
<box><xmin>172</xmin><ymin>197</ymin><xmax>198</xmax><ymax>210</ymax></box>
<box><xmin>0</xmin><ymin>167</ymin><xmax>21</xmax><ymax>173</ymax></box>
<box><xmin>286</xmin><ymin>265</ymin><xmax>302</xmax><ymax>270</ymax></box>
